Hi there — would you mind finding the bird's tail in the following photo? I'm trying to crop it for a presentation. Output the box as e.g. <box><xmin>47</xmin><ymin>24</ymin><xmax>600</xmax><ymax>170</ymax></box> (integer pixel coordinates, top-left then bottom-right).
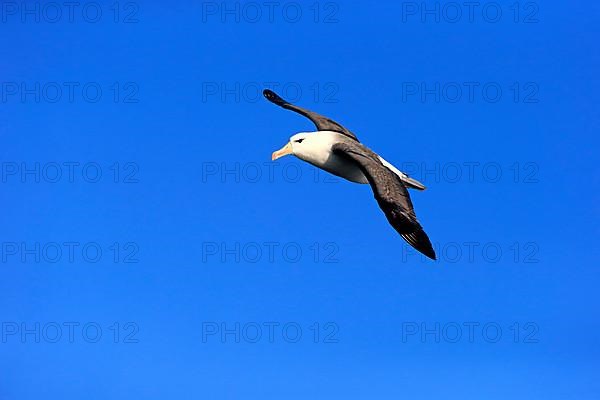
<box><xmin>377</xmin><ymin>156</ymin><xmax>426</xmax><ymax>190</ymax></box>
<box><xmin>401</xmin><ymin>228</ymin><xmax>436</xmax><ymax>260</ymax></box>
<box><xmin>402</xmin><ymin>176</ymin><xmax>426</xmax><ymax>191</ymax></box>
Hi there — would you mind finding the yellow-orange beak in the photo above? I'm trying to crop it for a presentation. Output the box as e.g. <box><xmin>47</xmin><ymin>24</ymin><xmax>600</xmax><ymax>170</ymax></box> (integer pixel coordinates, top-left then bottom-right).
<box><xmin>271</xmin><ymin>142</ymin><xmax>293</xmax><ymax>161</ymax></box>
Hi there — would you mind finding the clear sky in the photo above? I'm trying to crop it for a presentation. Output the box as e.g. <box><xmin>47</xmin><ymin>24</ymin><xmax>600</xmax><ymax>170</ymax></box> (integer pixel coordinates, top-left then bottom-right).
<box><xmin>1</xmin><ymin>1</ymin><xmax>599</xmax><ymax>398</ymax></box>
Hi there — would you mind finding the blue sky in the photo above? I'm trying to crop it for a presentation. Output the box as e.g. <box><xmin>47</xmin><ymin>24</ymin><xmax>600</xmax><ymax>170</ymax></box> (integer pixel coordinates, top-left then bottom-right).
<box><xmin>1</xmin><ymin>1</ymin><xmax>599</xmax><ymax>398</ymax></box>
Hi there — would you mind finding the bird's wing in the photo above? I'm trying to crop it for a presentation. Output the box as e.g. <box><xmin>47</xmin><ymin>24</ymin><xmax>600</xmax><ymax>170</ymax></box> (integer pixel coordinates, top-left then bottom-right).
<box><xmin>263</xmin><ymin>89</ymin><xmax>359</xmax><ymax>142</ymax></box>
<box><xmin>332</xmin><ymin>140</ymin><xmax>436</xmax><ymax>260</ymax></box>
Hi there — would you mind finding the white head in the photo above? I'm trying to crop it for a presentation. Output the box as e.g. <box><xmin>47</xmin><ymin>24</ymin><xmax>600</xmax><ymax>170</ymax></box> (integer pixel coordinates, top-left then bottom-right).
<box><xmin>271</xmin><ymin>131</ymin><xmax>334</xmax><ymax>164</ymax></box>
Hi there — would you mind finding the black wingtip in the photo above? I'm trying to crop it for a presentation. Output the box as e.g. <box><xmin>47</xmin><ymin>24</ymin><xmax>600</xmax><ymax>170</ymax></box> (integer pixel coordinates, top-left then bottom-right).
<box><xmin>401</xmin><ymin>229</ymin><xmax>437</xmax><ymax>261</ymax></box>
<box><xmin>421</xmin><ymin>247</ymin><xmax>437</xmax><ymax>261</ymax></box>
<box><xmin>263</xmin><ymin>89</ymin><xmax>288</xmax><ymax>106</ymax></box>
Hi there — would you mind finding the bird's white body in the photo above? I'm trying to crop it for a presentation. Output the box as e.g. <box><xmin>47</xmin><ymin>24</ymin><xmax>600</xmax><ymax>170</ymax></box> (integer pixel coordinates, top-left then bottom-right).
<box><xmin>290</xmin><ymin>131</ymin><xmax>368</xmax><ymax>183</ymax></box>
<box><xmin>288</xmin><ymin>131</ymin><xmax>424</xmax><ymax>189</ymax></box>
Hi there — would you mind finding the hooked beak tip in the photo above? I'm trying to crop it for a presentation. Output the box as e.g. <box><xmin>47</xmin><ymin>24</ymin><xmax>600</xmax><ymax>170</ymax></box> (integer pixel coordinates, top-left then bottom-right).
<box><xmin>271</xmin><ymin>142</ymin><xmax>293</xmax><ymax>161</ymax></box>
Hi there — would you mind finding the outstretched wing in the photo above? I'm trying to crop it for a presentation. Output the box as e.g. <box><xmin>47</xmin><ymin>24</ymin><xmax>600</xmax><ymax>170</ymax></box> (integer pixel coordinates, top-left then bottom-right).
<box><xmin>263</xmin><ymin>89</ymin><xmax>359</xmax><ymax>142</ymax></box>
<box><xmin>332</xmin><ymin>140</ymin><xmax>436</xmax><ymax>260</ymax></box>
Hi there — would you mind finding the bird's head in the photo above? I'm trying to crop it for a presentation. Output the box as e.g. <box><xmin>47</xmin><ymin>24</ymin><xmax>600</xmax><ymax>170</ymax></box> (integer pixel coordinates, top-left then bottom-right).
<box><xmin>271</xmin><ymin>132</ymin><xmax>315</xmax><ymax>161</ymax></box>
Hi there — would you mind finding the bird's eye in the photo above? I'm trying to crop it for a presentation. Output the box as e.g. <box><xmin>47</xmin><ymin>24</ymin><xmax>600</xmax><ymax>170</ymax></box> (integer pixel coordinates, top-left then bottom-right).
<box><xmin>295</xmin><ymin>138</ymin><xmax>304</xmax><ymax>143</ymax></box>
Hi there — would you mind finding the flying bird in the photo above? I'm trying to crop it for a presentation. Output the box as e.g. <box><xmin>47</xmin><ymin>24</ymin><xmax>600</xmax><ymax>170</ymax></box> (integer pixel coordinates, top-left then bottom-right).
<box><xmin>265</xmin><ymin>89</ymin><xmax>436</xmax><ymax>260</ymax></box>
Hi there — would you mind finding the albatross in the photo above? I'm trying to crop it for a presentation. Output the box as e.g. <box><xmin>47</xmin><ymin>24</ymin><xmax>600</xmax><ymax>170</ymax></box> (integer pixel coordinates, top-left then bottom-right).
<box><xmin>265</xmin><ymin>89</ymin><xmax>436</xmax><ymax>260</ymax></box>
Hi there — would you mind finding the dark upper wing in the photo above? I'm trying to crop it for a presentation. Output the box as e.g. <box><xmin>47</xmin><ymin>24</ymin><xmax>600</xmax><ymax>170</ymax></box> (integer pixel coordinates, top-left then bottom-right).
<box><xmin>263</xmin><ymin>89</ymin><xmax>359</xmax><ymax>142</ymax></box>
<box><xmin>332</xmin><ymin>140</ymin><xmax>436</xmax><ymax>260</ymax></box>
